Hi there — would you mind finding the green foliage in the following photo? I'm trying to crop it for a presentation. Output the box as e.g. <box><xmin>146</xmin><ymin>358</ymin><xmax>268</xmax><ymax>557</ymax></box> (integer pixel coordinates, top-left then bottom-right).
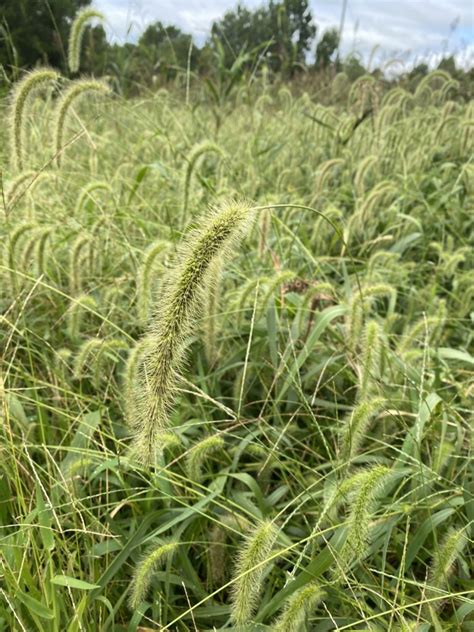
<box><xmin>138</xmin><ymin>22</ymin><xmax>199</xmax><ymax>80</ymax></box>
<box><xmin>315</xmin><ymin>28</ymin><xmax>340</xmax><ymax>69</ymax></box>
<box><xmin>211</xmin><ymin>0</ymin><xmax>316</xmax><ymax>74</ymax></box>
<box><xmin>0</xmin><ymin>0</ymin><xmax>90</xmax><ymax>76</ymax></box>
<box><xmin>0</xmin><ymin>58</ymin><xmax>472</xmax><ymax>632</ymax></box>
<box><xmin>2</xmin><ymin>0</ymin><xmax>473</xmax><ymax>102</ymax></box>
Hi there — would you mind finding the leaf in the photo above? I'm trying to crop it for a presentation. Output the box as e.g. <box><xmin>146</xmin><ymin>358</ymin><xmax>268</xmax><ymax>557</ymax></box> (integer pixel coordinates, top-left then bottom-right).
<box><xmin>67</xmin><ymin>594</ymin><xmax>89</xmax><ymax>632</ymax></box>
<box><xmin>278</xmin><ymin>305</ymin><xmax>346</xmax><ymax>403</ymax></box>
<box><xmin>390</xmin><ymin>232</ymin><xmax>422</xmax><ymax>254</ymax></box>
<box><xmin>35</xmin><ymin>482</ymin><xmax>55</xmax><ymax>551</ymax></box>
<box><xmin>16</xmin><ymin>591</ymin><xmax>55</xmax><ymax>620</ymax></box>
<box><xmin>128</xmin><ymin>165</ymin><xmax>149</xmax><ymax>203</ymax></box>
<box><xmin>51</xmin><ymin>575</ymin><xmax>100</xmax><ymax>590</ymax></box>
<box><xmin>228</xmin><ymin>473</ymin><xmax>267</xmax><ymax>514</ymax></box>
<box><xmin>60</xmin><ymin>410</ymin><xmax>101</xmax><ymax>475</ymax></box>
<box><xmin>405</xmin><ymin>508</ymin><xmax>456</xmax><ymax>568</ymax></box>
<box><xmin>437</xmin><ymin>347</ymin><xmax>474</xmax><ymax>366</ymax></box>
<box><xmin>89</xmin><ymin>539</ymin><xmax>123</xmax><ymax>557</ymax></box>
<box><xmin>204</xmin><ymin>77</ymin><xmax>220</xmax><ymax>105</ymax></box>
<box><xmin>398</xmin><ymin>392</ymin><xmax>442</xmax><ymax>465</ymax></box>
<box><xmin>5</xmin><ymin>393</ymin><xmax>29</xmax><ymax>427</ymax></box>
<box><xmin>452</xmin><ymin>601</ymin><xmax>474</xmax><ymax>625</ymax></box>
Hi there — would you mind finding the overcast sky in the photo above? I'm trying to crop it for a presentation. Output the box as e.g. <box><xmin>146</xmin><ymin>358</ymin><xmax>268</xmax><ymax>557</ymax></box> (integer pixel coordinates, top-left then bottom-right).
<box><xmin>94</xmin><ymin>0</ymin><xmax>474</xmax><ymax>69</ymax></box>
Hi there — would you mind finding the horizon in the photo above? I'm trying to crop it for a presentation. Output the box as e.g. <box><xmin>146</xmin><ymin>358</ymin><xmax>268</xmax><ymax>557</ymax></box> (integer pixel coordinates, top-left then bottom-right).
<box><xmin>94</xmin><ymin>0</ymin><xmax>474</xmax><ymax>70</ymax></box>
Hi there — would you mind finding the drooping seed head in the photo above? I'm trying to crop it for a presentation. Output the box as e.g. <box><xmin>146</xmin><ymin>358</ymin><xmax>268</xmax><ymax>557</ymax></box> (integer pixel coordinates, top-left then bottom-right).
<box><xmin>340</xmin><ymin>396</ymin><xmax>385</xmax><ymax>463</ymax></box>
<box><xmin>337</xmin><ymin>465</ymin><xmax>392</xmax><ymax>573</ymax></box>
<box><xmin>273</xmin><ymin>582</ymin><xmax>326</xmax><ymax>632</ymax></box>
<box><xmin>54</xmin><ymin>79</ymin><xmax>111</xmax><ymax>166</ymax></box>
<box><xmin>182</xmin><ymin>141</ymin><xmax>223</xmax><ymax>219</ymax></box>
<box><xmin>9</xmin><ymin>69</ymin><xmax>59</xmax><ymax>171</ymax></box>
<box><xmin>428</xmin><ymin>526</ymin><xmax>467</xmax><ymax>597</ymax></box>
<box><xmin>129</xmin><ymin>200</ymin><xmax>253</xmax><ymax>464</ymax></box>
<box><xmin>68</xmin><ymin>9</ymin><xmax>105</xmax><ymax>74</ymax></box>
<box><xmin>185</xmin><ymin>435</ymin><xmax>225</xmax><ymax>483</ymax></box>
<box><xmin>129</xmin><ymin>540</ymin><xmax>179</xmax><ymax>610</ymax></box>
<box><xmin>230</xmin><ymin>519</ymin><xmax>278</xmax><ymax>625</ymax></box>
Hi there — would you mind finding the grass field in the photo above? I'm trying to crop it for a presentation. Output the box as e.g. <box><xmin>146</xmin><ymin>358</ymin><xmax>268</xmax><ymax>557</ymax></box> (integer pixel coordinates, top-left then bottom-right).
<box><xmin>0</xmin><ymin>68</ymin><xmax>473</xmax><ymax>631</ymax></box>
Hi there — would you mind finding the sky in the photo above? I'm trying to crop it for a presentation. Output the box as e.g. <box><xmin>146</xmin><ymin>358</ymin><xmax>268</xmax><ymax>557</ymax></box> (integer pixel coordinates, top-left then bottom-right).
<box><xmin>93</xmin><ymin>0</ymin><xmax>474</xmax><ymax>69</ymax></box>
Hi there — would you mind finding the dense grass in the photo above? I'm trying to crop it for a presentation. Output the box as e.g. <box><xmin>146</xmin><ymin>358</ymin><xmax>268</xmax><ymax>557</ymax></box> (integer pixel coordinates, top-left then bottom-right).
<box><xmin>0</xmin><ymin>69</ymin><xmax>473</xmax><ymax>631</ymax></box>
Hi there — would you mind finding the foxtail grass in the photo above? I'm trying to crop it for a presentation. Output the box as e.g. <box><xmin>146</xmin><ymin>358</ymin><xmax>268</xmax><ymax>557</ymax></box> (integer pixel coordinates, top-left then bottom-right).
<box><xmin>129</xmin><ymin>540</ymin><xmax>179</xmax><ymax>610</ymax></box>
<box><xmin>273</xmin><ymin>583</ymin><xmax>326</xmax><ymax>631</ymax></box>
<box><xmin>230</xmin><ymin>519</ymin><xmax>278</xmax><ymax>625</ymax></box>
<box><xmin>9</xmin><ymin>68</ymin><xmax>59</xmax><ymax>171</ymax></box>
<box><xmin>337</xmin><ymin>465</ymin><xmax>392</xmax><ymax>574</ymax></box>
<box><xmin>68</xmin><ymin>9</ymin><xmax>104</xmax><ymax>74</ymax></box>
<box><xmin>129</xmin><ymin>200</ymin><xmax>252</xmax><ymax>463</ymax></box>
<box><xmin>54</xmin><ymin>79</ymin><xmax>110</xmax><ymax>166</ymax></box>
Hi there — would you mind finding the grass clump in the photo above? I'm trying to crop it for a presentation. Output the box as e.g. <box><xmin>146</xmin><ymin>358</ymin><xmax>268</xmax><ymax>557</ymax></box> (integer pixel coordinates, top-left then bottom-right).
<box><xmin>0</xmin><ymin>54</ymin><xmax>472</xmax><ymax>631</ymax></box>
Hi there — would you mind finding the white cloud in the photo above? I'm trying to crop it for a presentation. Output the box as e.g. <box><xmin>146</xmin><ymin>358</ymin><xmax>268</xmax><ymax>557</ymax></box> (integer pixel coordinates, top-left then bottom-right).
<box><xmin>93</xmin><ymin>0</ymin><xmax>474</xmax><ymax>68</ymax></box>
<box><xmin>176</xmin><ymin>8</ymin><xmax>225</xmax><ymax>37</ymax></box>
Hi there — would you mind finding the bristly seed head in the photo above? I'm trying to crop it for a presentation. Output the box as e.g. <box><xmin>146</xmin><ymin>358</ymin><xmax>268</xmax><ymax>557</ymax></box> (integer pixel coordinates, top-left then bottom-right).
<box><xmin>9</xmin><ymin>68</ymin><xmax>59</xmax><ymax>171</ymax></box>
<box><xmin>129</xmin><ymin>199</ymin><xmax>253</xmax><ymax>464</ymax></box>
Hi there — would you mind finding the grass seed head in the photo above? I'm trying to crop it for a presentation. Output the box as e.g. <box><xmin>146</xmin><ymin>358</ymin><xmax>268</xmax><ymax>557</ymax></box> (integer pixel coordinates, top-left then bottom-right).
<box><xmin>230</xmin><ymin>519</ymin><xmax>278</xmax><ymax>625</ymax></box>
<box><xmin>9</xmin><ymin>68</ymin><xmax>59</xmax><ymax>171</ymax></box>
<box><xmin>68</xmin><ymin>9</ymin><xmax>105</xmax><ymax>74</ymax></box>
<box><xmin>129</xmin><ymin>199</ymin><xmax>253</xmax><ymax>464</ymax></box>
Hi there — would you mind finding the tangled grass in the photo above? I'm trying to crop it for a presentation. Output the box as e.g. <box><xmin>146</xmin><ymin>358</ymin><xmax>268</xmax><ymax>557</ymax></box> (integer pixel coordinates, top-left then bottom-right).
<box><xmin>0</xmin><ymin>63</ymin><xmax>472</xmax><ymax>631</ymax></box>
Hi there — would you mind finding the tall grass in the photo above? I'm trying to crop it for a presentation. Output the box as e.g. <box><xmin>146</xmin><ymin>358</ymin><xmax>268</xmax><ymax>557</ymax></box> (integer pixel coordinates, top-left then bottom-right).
<box><xmin>0</xmin><ymin>49</ymin><xmax>472</xmax><ymax>631</ymax></box>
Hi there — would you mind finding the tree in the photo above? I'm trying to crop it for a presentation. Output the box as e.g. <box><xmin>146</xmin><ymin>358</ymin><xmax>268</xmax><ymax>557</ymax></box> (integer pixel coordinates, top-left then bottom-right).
<box><xmin>210</xmin><ymin>0</ymin><xmax>316</xmax><ymax>74</ymax></box>
<box><xmin>138</xmin><ymin>22</ymin><xmax>198</xmax><ymax>80</ymax></box>
<box><xmin>79</xmin><ymin>25</ymin><xmax>110</xmax><ymax>76</ymax></box>
<box><xmin>315</xmin><ymin>28</ymin><xmax>339</xmax><ymax>69</ymax></box>
<box><xmin>0</xmin><ymin>0</ymin><xmax>91</xmax><ymax>76</ymax></box>
<box><xmin>210</xmin><ymin>4</ymin><xmax>273</xmax><ymax>69</ymax></box>
<box><xmin>408</xmin><ymin>62</ymin><xmax>429</xmax><ymax>79</ymax></box>
<box><xmin>437</xmin><ymin>55</ymin><xmax>456</xmax><ymax>76</ymax></box>
<box><xmin>274</xmin><ymin>0</ymin><xmax>316</xmax><ymax>71</ymax></box>
<box><xmin>344</xmin><ymin>54</ymin><xmax>366</xmax><ymax>81</ymax></box>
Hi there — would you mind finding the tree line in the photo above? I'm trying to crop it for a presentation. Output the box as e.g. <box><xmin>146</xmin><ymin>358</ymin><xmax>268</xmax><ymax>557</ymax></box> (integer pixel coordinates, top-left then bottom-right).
<box><xmin>1</xmin><ymin>0</ymin><xmax>472</xmax><ymax>98</ymax></box>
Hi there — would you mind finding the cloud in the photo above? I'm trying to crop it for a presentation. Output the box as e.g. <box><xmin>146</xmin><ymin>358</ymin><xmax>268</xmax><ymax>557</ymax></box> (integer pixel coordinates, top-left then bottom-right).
<box><xmin>93</xmin><ymin>0</ymin><xmax>474</xmax><ymax>68</ymax></box>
